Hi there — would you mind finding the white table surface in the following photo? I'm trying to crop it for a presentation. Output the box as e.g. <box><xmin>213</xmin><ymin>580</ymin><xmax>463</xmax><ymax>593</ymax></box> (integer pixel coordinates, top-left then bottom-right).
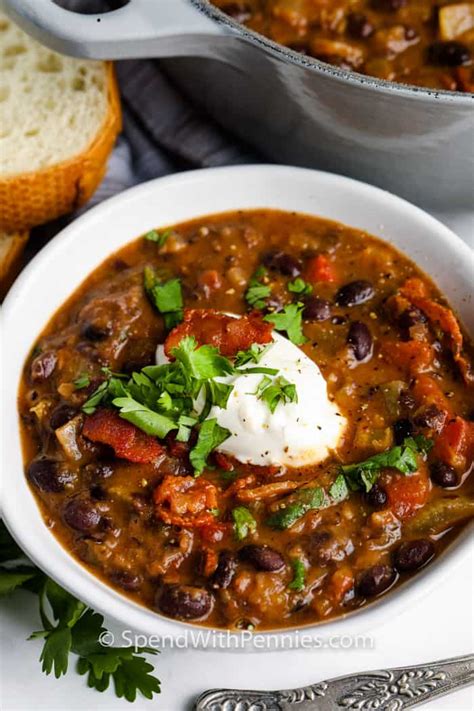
<box><xmin>1</xmin><ymin>208</ymin><xmax>473</xmax><ymax>711</ymax></box>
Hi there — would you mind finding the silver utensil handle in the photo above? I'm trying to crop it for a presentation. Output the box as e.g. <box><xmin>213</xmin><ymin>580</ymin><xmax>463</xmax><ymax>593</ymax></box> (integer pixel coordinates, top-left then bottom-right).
<box><xmin>195</xmin><ymin>654</ymin><xmax>474</xmax><ymax>710</ymax></box>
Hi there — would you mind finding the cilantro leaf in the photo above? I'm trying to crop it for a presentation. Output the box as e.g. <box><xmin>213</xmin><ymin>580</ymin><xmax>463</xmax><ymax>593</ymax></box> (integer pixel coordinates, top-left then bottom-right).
<box><xmin>144</xmin><ymin>228</ymin><xmax>171</xmax><ymax>248</ymax></box>
<box><xmin>288</xmin><ymin>278</ymin><xmax>312</xmax><ymax>296</ymax></box>
<box><xmin>288</xmin><ymin>558</ymin><xmax>306</xmax><ymax>592</ymax></box>
<box><xmin>0</xmin><ymin>569</ymin><xmax>37</xmax><ymax>595</ymax></box>
<box><xmin>264</xmin><ymin>303</ymin><xmax>307</xmax><ymax>345</ymax></box>
<box><xmin>40</xmin><ymin>626</ymin><xmax>72</xmax><ymax>678</ymax></box>
<box><xmin>190</xmin><ymin>418</ymin><xmax>231</xmax><ymax>475</ymax></box>
<box><xmin>73</xmin><ymin>373</ymin><xmax>90</xmax><ymax>390</ymax></box>
<box><xmin>245</xmin><ymin>267</ymin><xmax>271</xmax><ymax>310</ymax></box>
<box><xmin>82</xmin><ymin>380</ymin><xmax>110</xmax><ymax>415</ymax></box>
<box><xmin>232</xmin><ymin>506</ymin><xmax>257</xmax><ymax>540</ymax></box>
<box><xmin>144</xmin><ymin>267</ymin><xmax>183</xmax><ymax>330</ymax></box>
<box><xmin>266</xmin><ymin>487</ymin><xmax>325</xmax><ymax>529</ymax></box>
<box><xmin>255</xmin><ymin>375</ymin><xmax>298</xmax><ymax>414</ymax></box>
<box><xmin>341</xmin><ymin>436</ymin><xmax>432</xmax><ymax>492</ymax></box>
<box><xmin>329</xmin><ymin>474</ymin><xmax>349</xmax><ymax>503</ymax></box>
<box><xmin>234</xmin><ymin>343</ymin><xmax>271</xmax><ymax>367</ymax></box>
<box><xmin>171</xmin><ymin>336</ymin><xmax>234</xmax><ymax>382</ymax></box>
<box><xmin>112</xmin><ymin>396</ymin><xmax>178</xmax><ymax>439</ymax></box>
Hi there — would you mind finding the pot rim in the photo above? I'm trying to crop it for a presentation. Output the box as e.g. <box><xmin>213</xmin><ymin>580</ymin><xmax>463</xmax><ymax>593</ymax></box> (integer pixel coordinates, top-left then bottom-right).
<box><xmin>194</xmin><ymin>0</ymin><xmax>474</xmax><ymax>104</ymax></box>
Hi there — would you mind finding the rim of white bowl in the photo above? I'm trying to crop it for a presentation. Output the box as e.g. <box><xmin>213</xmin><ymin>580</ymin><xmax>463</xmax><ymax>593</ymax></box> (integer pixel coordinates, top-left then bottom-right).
<box><xmin>1</xmin><ymin>165</ymin><xmax>473</xmax><ymax>647</ymax></box>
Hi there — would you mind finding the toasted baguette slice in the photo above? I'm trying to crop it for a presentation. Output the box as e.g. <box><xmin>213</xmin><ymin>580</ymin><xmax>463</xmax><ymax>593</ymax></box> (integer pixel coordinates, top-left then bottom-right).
<box><xmin>0</xmin><ymin>12</ymin><xmax>121</xmax><ymax>232</ymax></box>
<box><xmin>0</xmin><ymin>230</ymin><xmax>28</xmax><ymax>299</ymax></box>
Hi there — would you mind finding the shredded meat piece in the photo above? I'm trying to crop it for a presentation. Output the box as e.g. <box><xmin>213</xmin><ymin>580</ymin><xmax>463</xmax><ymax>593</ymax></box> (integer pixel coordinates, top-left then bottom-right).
<box><xmin>82</xmin><ymin>409</ymin><xmax>164</xmax><ymax>464</ymax></box>
<box><xmin>164</xmin><ymin>308</ymin><xmax>273</xmax><ymax>357</ymax></box>
<box><xmin>154</xmin><ymin>475</ymin><xmax>219</xmax><ymax>528</ymax></box>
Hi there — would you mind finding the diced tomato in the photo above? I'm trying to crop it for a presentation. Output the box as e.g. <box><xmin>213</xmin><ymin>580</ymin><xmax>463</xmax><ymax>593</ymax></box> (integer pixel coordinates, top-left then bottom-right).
<box><xmin>199</xmin><ymin>521</ymin><xmax>231</xmax><ymax>543</ymax></box>
<box><xmin>412</xmin><ymin>375</ymin><xmax>451</xmax><ymax>414</ymax></box>
<box><xmin>381</xmin><ymin>340</ymin><xmax>434</xmax><ymax>375</ymax></box>
<box><xmin>164</xmin><ymin>309</ymin><xmax>273</xmax><ymax>358</ymax></box>
<box><xmin>82</xmin><ymin>409</ymin><xmax>164</xmax><ymax>464</ymax></box>
<box><xmin>385</xmin><ymin>471</ymin><xmax>430</xmax><ymax>520</ymax></box>
<box><xmin>213</xmin><ymin>451</ymin><xmax>234</xmax><ymax>472</ymax></box>
<box><xmin>304</xmin><ymin>254</ymin><xmax>335</xmax><ymax>283</ymax></box>
<box><xmin>154</xmin><ymin>474</ymin><xmax>219</xmax><ymax>528</ymax></box>
<box><xmin>433</xmin><ymin>417</ymin><xmax>474</xmax><ymax>470</ymax></box>
<box><xmin>328</xmin><ymin>566</ymin><xmax>354</xmax><ymax>604</ymax></box>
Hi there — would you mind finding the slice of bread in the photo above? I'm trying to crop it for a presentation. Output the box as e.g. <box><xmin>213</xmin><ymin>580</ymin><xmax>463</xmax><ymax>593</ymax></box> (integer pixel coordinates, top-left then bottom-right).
<box><xmin>0</xmin><ymin>230</ymin><xmax>28</xmax><ymax>299</ymax></box>
<box><xmin>0</xmin><ymin>11</ymin><xmax>121</xmax><ymax>231</ymax></box>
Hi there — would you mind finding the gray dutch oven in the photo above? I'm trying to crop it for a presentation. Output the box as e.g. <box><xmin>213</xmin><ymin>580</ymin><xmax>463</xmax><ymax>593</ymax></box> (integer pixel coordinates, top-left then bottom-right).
<box><xmin>3</xmin><ymin>0</ymin><xmax>474</xmax><ymax>208</ymax></box>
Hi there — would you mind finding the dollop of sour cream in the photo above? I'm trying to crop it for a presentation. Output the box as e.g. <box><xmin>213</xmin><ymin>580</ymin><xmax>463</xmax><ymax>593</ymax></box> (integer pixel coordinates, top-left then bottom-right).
<box><xmin>156</xmin><ymin>329</ymin><xmax>346</xmax><ymax>468</ymax></box>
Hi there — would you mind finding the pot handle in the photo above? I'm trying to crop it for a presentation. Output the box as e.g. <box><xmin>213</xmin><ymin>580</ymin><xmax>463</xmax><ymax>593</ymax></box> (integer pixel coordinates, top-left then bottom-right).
<box><xmin>1</xmin><ymin>0</ymin><xmax>225</xmax><ymax>59</ymax></box>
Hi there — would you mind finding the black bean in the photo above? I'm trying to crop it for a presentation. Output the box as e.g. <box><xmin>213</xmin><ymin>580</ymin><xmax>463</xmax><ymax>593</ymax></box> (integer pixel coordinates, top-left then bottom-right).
<box><xmin>393</xmin><ymin>418</ymin><xmax>413</xmax><ymax>445</ymax></box>
<box><xmin>336</xmin><ymin>280</ymin><xmax>374</xmax><ymax>307</ymax></box>
<box><xmin>28</xmin><ymin>459</ymin><xmax>75</xmax><ymax>493</ymax></box>
<box><xmin>50</xmin><ymin>404</ymin><xmax>78</xmax><ymax>430</ymax></box>
<box><xmin>394</xmin><ymin>539</ymin><xmax>434</xmax><ymax>572</ymax></box>
<box><xmin>84</xmin><ymin>462</ymin><xmax>115</xmax><ymax>480</ymax></box>
<box><xmin>262</xmin><ymin>251</ymin><xmax>302</xmax><ymax>277</ymax></box>
<box><xmin>357</xmin><ymin>565</ymin><xmax>396</xmax><ymax>597</ymax></box>
<box><xmin>209</xmin><ymin>551</ymin><xmax>237</xmax><ymax>589</ymax></box>
<box><xmin>303</xmin><ymin>297</ymin><xmax>331</xmax><ymax>322</ymax></box>
<box><xmin>239</xmin><ymin>544</ymin><xmax>285</xmax><ymax>572</ymax></box>
<box><xmin>371</xmin><ymin>0</ymin><xmax>406</xmax><ymax>10</ymax></box>
<box><xmin>110</xmin><ymin>571</ymin><xmax>142</xmax><ymax>592</ymax></box>
<box><xmin>81</xmin><ymin>322</ymin><xmax>111</xmax><ymax>341</ymax></box>
<box><xmin>63</xmin><ymin>497</ymin><xmax>101</xmax><ymax>532</ymax></box>
<box><xmin>398</xmin><ymin>306</ymin><xmax>427</xmax><ymax>333</ymax></box>
<box><xmin>157</xmin><ymin>584</ymin><xmax>213</xmax><ymax>620</ymax></box>
<box><xmin>90</xmin><ymin>484</ymin><xmax>107</xmax><ymax>501</ymax></box>
<box><xmin>430</xmin><ymin>461</ymin><xmax>459</xmax><ymax>488</ymax></box>
<box><xmin>347</xmin><ymin>321</ymin><xmax>373</xmax><ymax>361</ymax></box>
<box><xmin>366</xmin><ymin>484</ymin><xmax>388</xmax><ymax>509</ymax></box>
<box><xmin>414</xmin><ymin>405</ymin><xmax>447</xmax><ymax>433</ymax></box>
<box><xmin>30</xmin><ymin>351</ymin><xmax>57</xmax><ymax>383</ymax></box>
<box><xmin>347</xmin><ymin>13</ymin><xmax>374</xmax><ymax>39</ymax></box>
<box><xmin>428</xmin><ymin>41</ymin><xmax>470</xmax><ymax>67</ymax></box>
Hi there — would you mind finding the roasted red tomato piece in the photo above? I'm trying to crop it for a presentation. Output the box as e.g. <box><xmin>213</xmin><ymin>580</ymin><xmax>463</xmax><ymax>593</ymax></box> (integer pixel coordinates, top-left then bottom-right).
<box><xmin>164</xmin><ymin>309</ymin><xmax>273</xmax><ymax>358</ymax></box>
<box><xmin>433</xmin><ymin>417</ymin><xmax>474</xmax><ymax>471</ymax></box>
<box><xmin>154</xmin><ymin>475</ymin><xmax>219</xmax><ymax>528</ymax></box>
<box><xmin>82</xmin><ymin>409</ymin><xmax>164</xmax><ymax>464</ymax></box>
<box><xmin>385</xmin><ymin>471</ymin><xmax>430</xmax><ymax>520</ymax></box>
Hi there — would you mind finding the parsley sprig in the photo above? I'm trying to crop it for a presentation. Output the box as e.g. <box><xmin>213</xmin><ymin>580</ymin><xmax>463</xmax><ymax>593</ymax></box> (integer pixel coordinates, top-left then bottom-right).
<box><xmin>144</xmin><ymin>267</ymin><xmax>183</xmax><ymax>331</ymax></box>
<box><xmin>254</xmin><ymin>375</ymin><xmax>298</xmax><ymax>414</ymax></box>
<box><xmin>264</xmin><ymin>303</ymin><xmax>307</xmax><ymax>346</ymax></box>
<box><xmin>245</xmin><ymin>266</ymin><xmax>271</xmax><ymax>310</ymax></box>
<box><xmin>0</xmin><ymin>522</ymin><xmax>160</xmax><ymax>702</ymax></box>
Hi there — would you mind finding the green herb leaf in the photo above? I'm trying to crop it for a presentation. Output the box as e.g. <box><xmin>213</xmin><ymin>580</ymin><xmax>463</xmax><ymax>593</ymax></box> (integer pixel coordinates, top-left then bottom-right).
<box><xmin>264</xmin><ymin>303</ymin><xmax>307</xmax><ymax>346</ymax></box>
<box><xmin>40</xmin><ymin>627</ymin><xmax>72</xmax><ymax>678</ymax></box>
<box><xmin>288</xmin><ymin>278</ymin><xmax>313</xmax><ymax>296</ymax></box>
<box><xmin>266</xmin><ymin>487</ymin><xmax>325</xmax><ymax>529</ymax></box>
<box><xmin>144</xmin><ymin>228</ymin><xmax>171</xmax><ymax>248</ymax></box>
<box><xmin>255</xmin><ymin>375</ymin><xmax>298</xmax><ymax>414</ymax></box>
<box><xmin>288</xmin><ymin>558</ymin><xmax>306</xmax><ymax>591</ymax></box>
<box><xmin>73</xmin><ymin>373</ymin><xmax>90</xmax><ymax>390</ymax></box>
<box><xmin>82</xmin><ymin>380</ymin><xmax>110</xmax><ymax>415</ymax></box>
<box><xmin>329</xmin><ymin>474</ymin><xmax>349</xmax><ymax>503</ymax></box>
<box><xmin>341</xmin><ymin>436</ymin><xmax>433</xmax><ymax>492</ymax></box>
<box><xmin>245</xmin><ymin>267</ymin><xmax>271</xmax><ymax>310</ymax></box>
<box><xmin>234</xmin><ymin>343</ymin><xmax>271</xmax><ymax>367</ymax></box>
<box><xmin>144</xmin><ymin>268</ymin><xmax>183</xmax><ymax>331</ymax></box>
<box><xmin>171</xmin><ymin>336</ymin><xmax>235</xmax><ymax>381</ymax></box>
<box><xmin>112</xmin><ymin>396</ymin><xmax>178</xmax><ymax>439</ymax></box>
<box><xmin>190</xmin><ymin>418</ymin><xmax>231</xmax><ymax>475</ymax></box>
<box><xmin>0</xmin><ymin>569</ymin><xmax>37</xmax><ymax>595</ymax></box>
<box><xmin>232</xmin><ymin>506</ymin><xmax>257</xmax><ymax>540</ymax></box>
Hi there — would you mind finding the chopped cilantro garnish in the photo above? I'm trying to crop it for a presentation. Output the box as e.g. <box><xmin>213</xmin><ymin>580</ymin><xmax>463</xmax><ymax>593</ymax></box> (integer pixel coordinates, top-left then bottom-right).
<box><xmin>288</xmin><ymin>558</ymin><xmax>306</xmax><ymax>592</ymax></box>
<box><xmin>112</xmin><ymin>396</ymin><xmax>178</xmax><ymax>439</ymax></box>
<box><xmin>144</xmin><ymin>267</ymin><xmax>183</xmax><ymax>331</ymax></box>
<box><xmin>254</xmin><ymin>374</ymin><xmax>297</xmax><ymax>414</ymax></box>
<box><xmin>288</xmin><ymin>278</ymin><xmax>312</xmax><ymax>296</ymax></box>
<box><xmin>144</xmin><ymin>228</ymin><xmax>172</xmax><ymax>248</ymax></box>
<box><xmin>329</xmin><ymin>473</ymin><xmax>349</xmax><ymax>502</ymax></box>
<box><xmin>73</xmin><ymin>373</ymin><xmax>90</xmax><ymax>390</ymax></box>
<box><xmin>245</xmin><ymin>266</ymin><xmax>271</xmax><ymax>310</ymax></box>
<box><xmin>171</xmin><ymin>336</ymin><xmax>234</xmax><ymax>382</ymax></box>
<box><xmin>266</xmin><ymin>487</ymin><xmax>325</xmax><ymax>529</ymax></box>
<box><xmin>232</xmin><ymin>506</ymin><xmax>257</xmax><ymax>540</ymax></box>
<box><xmin>264</xmin><ymin>303</ymin><xmax>307</xmax><ymax>346</ymax></box>
<box><xmin>234</xmin><ymin>343</ymin><xmax>271</xmax><ymax>367</ymax></box>
<box><xmin>190</xmin><ymin>418</ymin><xmax>231</xmax><ymax>475</ymax></box>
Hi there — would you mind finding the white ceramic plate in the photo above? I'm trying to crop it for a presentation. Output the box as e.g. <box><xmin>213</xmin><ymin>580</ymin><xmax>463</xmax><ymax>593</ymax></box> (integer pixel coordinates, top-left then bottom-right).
<box><xmin>1</xmin><ymin>165</ymin><xmax>473</xmax><ymax>646</ymax></box>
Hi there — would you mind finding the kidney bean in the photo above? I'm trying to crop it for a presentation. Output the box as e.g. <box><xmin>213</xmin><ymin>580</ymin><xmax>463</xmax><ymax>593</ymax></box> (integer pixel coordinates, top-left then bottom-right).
<box><xmin>30</xmin><ymin>351</ymin><xmax>57</xmax><ymax>383</ymax></box>
<box><xmin>393</xmin><ymin>418</ymin><xmax>413</xmax><ymax>445</ymax></box>
<box><xmin>157</xmin><ymin>584</ymin><xmax>213</xmax><ymax>620</ymax></box>
<box><xmin>347</xmin><ymin>13</ymin><xmax>374</xmax><ymax>39</ymax></box>
<box><xmin>262</xmin><ymin>251</ymin><xmax>302</xmax><ymax>277</ymax></box>
<box><xmin>28</xmin><ymin>459</ymin><xmax>75</xmax><ymax>493</ymax></box>
<box><xmin>336</xmin><ymin>280</ymin><xmax>374</xmax><ymax>307</ymax></box>
<box><xmin>303</xmin><ymin>297</ymin><xmax>331</xmax><ymax>322</ymax></box>
<box><xmin>366</xmin><ymin>484</ymin><xmax>388</xmax><ymax>509</ymax></box>
<box><xmin>347</xmin><ymin>322</ymin><xmax>372</xmax><ymax>361</ymax></box>
<box><xmin>50</xmin><ymin>404</ymin><xmax>78</xmax><ymax>431</ymax></box>
<box><xmin>394</xmin><ymin>539</ymin><xmax>434</xmax><ymax>572</ymax></box>
<box><xmin>357</xmin><ymin>565</ymin><xmax>396</xmax><ymax>597</ymax></box>
<box><xmin>209</xmin><ymin>551</ymin><xmax>237</xmax><ymax>589</ymax></box>
<box><xmin>110</xmin><ymin>571</ymin><xmax>142</xmax><ymax>592</ymax></box>
<box><xmin>430</xmin><ymin>461</ymin><xmax>459</xmax><ymax>488</ymax></box>
<box><xmin>428</xmin><ymin>41</ymin><xmax>470</xmax><ymax>67</ymax></box>
<box><xmin>239</xmin><ymin>544</ymin><xmax>285</xmax><ymax>572</ymax></box>
<box><xmin>63</xmin><ymin>497</ymin><xmax>101</xmax><ymax>532</ymax></box>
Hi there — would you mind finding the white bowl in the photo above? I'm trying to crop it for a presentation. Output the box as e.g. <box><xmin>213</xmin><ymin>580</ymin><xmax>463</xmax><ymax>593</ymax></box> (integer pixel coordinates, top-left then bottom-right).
<box><xmin>1</xmin><ymin>165</ymin><xmax>473</xmax><ymax>646</ymax></box>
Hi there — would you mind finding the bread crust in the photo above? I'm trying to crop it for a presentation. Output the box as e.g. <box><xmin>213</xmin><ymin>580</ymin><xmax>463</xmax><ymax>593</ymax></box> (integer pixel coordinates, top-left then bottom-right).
<box><xmin>0</xmin><ymin>231</ymin><xmax>29</xmax><ymax>299</ymax></box>
<box><xmin>0</xmin><ymin>63</ymin><xmax>122</xmax><ymax>232</ymax></box>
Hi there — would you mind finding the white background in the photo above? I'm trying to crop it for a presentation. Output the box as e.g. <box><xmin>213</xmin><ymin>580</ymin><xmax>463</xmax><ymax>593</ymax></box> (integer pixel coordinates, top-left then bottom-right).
<box><xmin>1</xmin><ymin>209</ymin><xmax>473</xmax><ymax>711</ymax></box>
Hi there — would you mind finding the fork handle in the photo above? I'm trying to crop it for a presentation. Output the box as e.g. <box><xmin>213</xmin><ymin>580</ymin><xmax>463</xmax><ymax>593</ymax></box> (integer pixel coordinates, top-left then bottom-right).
<box><xmin>195</xmin><ymin>653</ymin><xmax>474</xmax><ymax>710</ymax></box>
